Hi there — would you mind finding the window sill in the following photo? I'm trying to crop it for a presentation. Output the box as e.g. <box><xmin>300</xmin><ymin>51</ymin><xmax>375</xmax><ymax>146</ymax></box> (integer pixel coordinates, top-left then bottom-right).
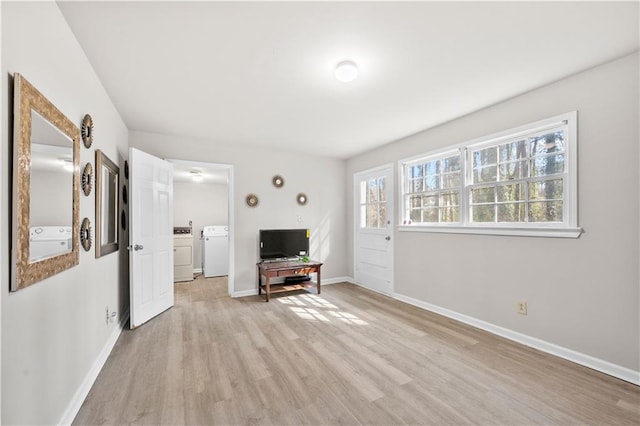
<box><xmin>397</xmin><ymin>225</ymin><xmax>583</xmax><ymax>238</ymax></box>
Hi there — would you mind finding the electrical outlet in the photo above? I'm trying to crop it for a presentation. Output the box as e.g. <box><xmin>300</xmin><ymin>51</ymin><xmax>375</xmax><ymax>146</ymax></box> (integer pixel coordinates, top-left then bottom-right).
<box><xmin>105</xmin><ymin>306</ymin><xmax>110</xmax><ymax>324</ymax></box>
<box><xmin>297</xmin><ymin>214</ymin><xmax>303</xmax><ymax>223</ymax></box>
<box><xmin>516</xmin><ymin>301</ymin><xmax>528</xmax><ymax>315</ymax></box>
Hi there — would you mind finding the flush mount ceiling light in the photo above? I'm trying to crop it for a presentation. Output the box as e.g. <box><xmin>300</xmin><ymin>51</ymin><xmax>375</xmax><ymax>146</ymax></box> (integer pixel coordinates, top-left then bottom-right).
<box><xmin>335</xmin><ymin>60</ymin><xmax>358</xmax><ymax>83</ymax></box>
<box><xmin>190</xmin><ymin>170</ymin><xmax>203</xmax><ymax>182</ymax></box>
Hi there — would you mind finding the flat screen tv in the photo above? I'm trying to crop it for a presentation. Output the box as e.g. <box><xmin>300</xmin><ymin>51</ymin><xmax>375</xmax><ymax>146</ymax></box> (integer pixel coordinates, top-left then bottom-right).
<box><xmin>259</xmin><ymin>229</ymin><xmax>309</xmax><ymax>260</ymax></box>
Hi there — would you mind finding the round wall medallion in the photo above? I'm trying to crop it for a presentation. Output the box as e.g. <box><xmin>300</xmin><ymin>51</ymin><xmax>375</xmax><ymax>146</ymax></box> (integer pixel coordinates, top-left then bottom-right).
<box><xmin>272</xmin><ymin>175</ymin><xmax>284</xmax><ymax>188</ymax></box>
<box><xmin>121</xmin><ymin>210</ymin><xmax>127</xmax><ymax>230</ymax></box>
<box><xmin>81</xmin><ymin>162</ymin><xmax>93</xmax><ymax>196</ymax></box>
<box><xmin>122</xmin><ymin>185</ymin><xmax>128</xmax><ymax>204</ymax></box>
<box><xmin>124</xmin><ymin>160</ymin><xmax>129</xmax><ymax>179</ymax></box>
<box><xmin>246</xmin><ymin>193</ymin><xmax>259</xmax><ymax>207</ymax></box>
<box><xmin>80</xmin><ymin>217</ymin><xmax>92</xmax><ymax>252</ymax></box>
<box><xmin>296</xmin><ymin>193</ymin><xmax>308</xmax><ymax>205</ymax></box>
<box><xmin>81</xmin><ymin>114</ymin><xmax>94</xmax><ymax>148</ymax></box>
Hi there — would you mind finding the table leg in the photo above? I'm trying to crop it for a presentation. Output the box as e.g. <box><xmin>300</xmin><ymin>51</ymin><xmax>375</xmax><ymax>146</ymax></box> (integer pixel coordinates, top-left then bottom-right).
<box><xmin>257</xmin><ymin>267</ymin><xmax>262</xmax><ymax>295</ymax></box>
<box><xmin>317</xmin><ymin>268</ymin><xmax>321</xmax><ymax>295</ymax></box>
<box><xmin>265</xmin><ymin>275</ymin><xmax>270</xmax><ymax>302</ymax></box>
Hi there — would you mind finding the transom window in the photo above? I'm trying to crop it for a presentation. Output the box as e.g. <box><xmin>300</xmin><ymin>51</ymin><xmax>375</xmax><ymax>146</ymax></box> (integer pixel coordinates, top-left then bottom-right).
<box><xmin>400</xmin><ymin>112</ymin><xmax>579</xmax><ymax>237</ymax></box>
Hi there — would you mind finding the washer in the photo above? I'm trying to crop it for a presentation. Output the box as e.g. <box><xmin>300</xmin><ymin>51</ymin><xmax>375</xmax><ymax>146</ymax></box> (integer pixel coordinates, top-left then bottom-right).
<box><xmin>203</xmin><ymin>225</ymin><xmax>229</xmax><ymax>277</ymax></box>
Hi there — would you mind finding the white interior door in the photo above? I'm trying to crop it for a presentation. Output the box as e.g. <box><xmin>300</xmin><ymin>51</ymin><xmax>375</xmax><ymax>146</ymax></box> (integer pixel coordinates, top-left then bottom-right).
<box><xmin>354</xmin><ymin>165</ymin><xmax>394</xmax><ymax>295</ymax></box>
<box><xmin>129</xmin><ymin>148</ymin><xmax>174</xmax><ymax>329</ymax></box>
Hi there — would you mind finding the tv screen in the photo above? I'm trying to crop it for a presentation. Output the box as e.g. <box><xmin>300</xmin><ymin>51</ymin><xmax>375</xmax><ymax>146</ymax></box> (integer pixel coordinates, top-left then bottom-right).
<box><xmin>259</xmin><ymin>229</ymin><xmax>309</xmax><ymax>260</ymax></box>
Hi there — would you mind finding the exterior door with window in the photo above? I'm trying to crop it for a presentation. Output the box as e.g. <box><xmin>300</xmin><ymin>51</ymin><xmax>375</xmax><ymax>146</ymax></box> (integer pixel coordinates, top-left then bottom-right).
<box><xmin>354</xmin><ymin>165</ymin><xmax>393</xmax><ymax>295</ymax></box>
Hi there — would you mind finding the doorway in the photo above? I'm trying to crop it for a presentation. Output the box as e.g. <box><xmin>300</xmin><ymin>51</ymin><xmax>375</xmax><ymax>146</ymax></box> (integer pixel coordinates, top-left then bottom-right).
<box><xmin>354</xmin><ymin>164</ymin><xmax>394</xmax><ymax>295</ymax></box>
<box><xmin>169</xmin><ymin>159</ymin><xmax>235</xmax><ymax>297</ymax></box>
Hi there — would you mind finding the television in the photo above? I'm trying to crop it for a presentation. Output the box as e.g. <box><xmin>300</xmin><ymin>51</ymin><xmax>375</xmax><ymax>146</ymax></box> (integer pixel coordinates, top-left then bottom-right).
<box><xmin>259</xmin><ymin>229</ymin><xmax>309</xmax><ymax>260</ymax></box>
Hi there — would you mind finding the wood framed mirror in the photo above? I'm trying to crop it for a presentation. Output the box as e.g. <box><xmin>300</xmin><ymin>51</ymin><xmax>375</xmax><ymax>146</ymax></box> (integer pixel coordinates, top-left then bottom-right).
<box><xmin>11</xmin><ymin>73</ymin><xmax>80</xmax><ymax>291</ymax></box>
<box><xmin>95</xmin><ymin>150</ymin><xmax>119</xmax><ymax>257</ymax></box>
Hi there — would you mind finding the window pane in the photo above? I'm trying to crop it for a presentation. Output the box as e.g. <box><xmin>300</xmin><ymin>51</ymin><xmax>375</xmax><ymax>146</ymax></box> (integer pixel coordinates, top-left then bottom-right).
<box><xmin>360</xmin><ymin>205</ymin><xmax>366</xmax><ymax>228</ymax></box>
<box><xmin>368</xmin><ymin>179</ymin><xmax>378</xmax><ymax>203</ymax></box>
<box><xmin>360</xmin><ymin>181</ymin><xmax>367</xmax><ymax>204</ymax></box>
<box><xmin>409</xmin><ymin>208</ymin><xmax>421</xmax><ymax>223</ymax></box>
<box><xmin>530</xmin><ymin>131</ymin><xmax>565</xmax><ymax>156</ymax></box>
<box><xmin>499</xmin><ymin>140</ymin><xmax>527</xmax><ymax>161</ymax></box>
<box><xmin>440</xmin><ymin>207</ymin><xmax>459</xmax><ymax>222</ymax></box>
<box><xmin>473</xmin><ymin>147</ymin><xmax>497</xmax><ymax>167</ymax></box>
<box><xmin>424</xmin><ymin>160</ymin><xmax>440</xmax><ymax>175</ymax></box>
<box><xmin>440</xmin><ymin>191</ymin><xmax>459</xmax><ymax>207</ymax></box>
<box><xmin>531</xmin><ymin>154</ymin><xmax>565</xmax><ymax>176</ymax></box>
<box><xmin>442</xmin><ymin>172</ymin><xmax>460</xmax><ymax>189</ymax></box>
<box><xmin>498</xmin><ymin>160</ymin><xmax>526</xmax><ymax>181</ymax></box>
<box><xmin>410</xmin><ymin>195</ymin><xmax>421</xmax><ymax>209</ymax></box>
<box><xmin>497</xmin><ymin>183</ymin><xmax>524</xmax><ymax>203</ymax></box>
<box><xmin>442</xmin><ymin>155</ymin><xmax>460</xmax><ymax>173</ymax></box>
<box><xmin>423</xmin><ymin>207</ymin><xmax>438</xmax><ymax>222</ymax></box>
<box><xmin>367</xmin><ymin>203</ymin><xmax>378</xmax><ymax>227</ymax></box>
<box><xmin>472</xmin><ymin>204</ymin><xmax>495</xmax><ymax>222</ymax></box>
<box><xmin>497</xmin><ymin>203</ymin><xmax>526</xmax><ymax>222</ymax></box>
<box><xmin>425</xmin><ymin>174</ymin><xmax>439</xmax><ymax>191</ymax></box>
<box><xmin>379</xmin><ymin>203</ymin><xmax>387</xmax><ymax>228</ymax></box>
<box><xmin>529</xmin><ymin>201</ymin><xmax>563</xmax><ymax>222</ymax></box>
<box><xmin>411</xmin><ymin>178</ymin><xmax>423</xmax><ymax>193</ymax></box>
<box><xmin>423</xmin><ymin>195</ymin><xmax>438</xmax><ymax>208</ymax></box>
<box><xmin>529</xmin><ymin>178</ymin><xmax>563</xmax><ymax>201</ymax></box>
<box><xmin>471</xmin><ymin>187</ymin><xmax>495</xmax><ymax>204</ymax></box>
<box><xmin>410</xmin><ymin>164</ymin><xmax>423</xmax><ymax>179</ymax></box>
<box><xmin>473</xmin><ymin>165</ymin><xmax>497</xmax><ymax>183</ymax></box>
<box><xmin>378</xmin><ymin>177</ymin><xmax>387</xmax><ymax>202</ymax></box>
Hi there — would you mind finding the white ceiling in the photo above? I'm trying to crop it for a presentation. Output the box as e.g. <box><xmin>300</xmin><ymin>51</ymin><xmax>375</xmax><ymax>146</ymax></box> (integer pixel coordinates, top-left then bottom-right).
<box><xmin>57</xmin><ymin>1</ymin><xmax>639</xmax><ymax>159</ymax></box>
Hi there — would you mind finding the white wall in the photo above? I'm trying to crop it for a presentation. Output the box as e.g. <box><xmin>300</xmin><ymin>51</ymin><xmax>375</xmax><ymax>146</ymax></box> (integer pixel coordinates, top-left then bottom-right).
<box><xmin>130</xmin><ymin>131</ymin><xmax>349</xmax><ymax>294</ymax></box>
<box><xmin>347</xmin><ymin>53</ymin><xmax>640</xmax><ymax>376</ymax></box>
<box><xmin>1</xmin><ymin>2</ymin><xmax>129</xmax><ymax>424</ymax></box>
<box><xmin>173</xmin><ymin>180</ymin><xmax>228</xmax><ymax>271</ymax></box>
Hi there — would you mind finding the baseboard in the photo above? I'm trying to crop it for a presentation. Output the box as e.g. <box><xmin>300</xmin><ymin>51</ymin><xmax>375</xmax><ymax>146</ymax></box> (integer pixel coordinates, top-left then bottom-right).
<box><xmin>192</xmin><ymin>267</ymin><xmax>203</xmax><ymax>274</ymax></box>
<box><xmin>232</xmin><ymin>288</ymin><xmax>259</xmax><ymax>298</ymax></box>
<box><xmin>59</xmin><ymin>309</ymin><xmax>130</xmax><ymax>425</ymax></box>
<box><xmin>346</xmin><ymin>280</ymin><xmax>640</xmax><ymax>386</ymax></box>
<box><xmin>322</xmin><ymin>276</ymin><xmax>353</xmax><ymax>285</ymax></box>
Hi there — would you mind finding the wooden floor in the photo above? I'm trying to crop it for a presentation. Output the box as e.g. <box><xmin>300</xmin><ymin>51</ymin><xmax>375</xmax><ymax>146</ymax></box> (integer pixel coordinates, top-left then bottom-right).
<box><xmin>74</xmin><ymin>276</ymin><xmax>640</xmax><ymax>425</ymax></box>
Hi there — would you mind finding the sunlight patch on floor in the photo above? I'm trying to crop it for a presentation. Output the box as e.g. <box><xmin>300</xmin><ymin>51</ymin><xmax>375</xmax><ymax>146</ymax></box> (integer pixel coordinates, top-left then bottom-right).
<box><xmin>279</xmin><ymin>294</ymin><xmax>368</xmax><ymax>325</ymax></box>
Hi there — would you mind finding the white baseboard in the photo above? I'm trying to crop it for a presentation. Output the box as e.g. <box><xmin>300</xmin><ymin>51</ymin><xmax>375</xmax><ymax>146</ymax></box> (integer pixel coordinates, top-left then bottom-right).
<box><xmin>233</xmin><ymin>288</ymin><xmax>258</xmax><ymax>298</ymax></box>
<box><xmin>346</xmin><ymin>280</ymin><xmax>640</xmax><ymax>386</ymax></box>
<box><xmin>59</xmin><ymin>309</ymin><xmax>130</xmax><ymax>425</ymax></box>
<box><xmin>192</xmin><ymin>267</ymin><xmax>203</xmax><ymax>274</ymax></box>
<box><xmin>322</xmin><ymin>276</ymin><xmax>353</xmax><ymax>285</ymax></box>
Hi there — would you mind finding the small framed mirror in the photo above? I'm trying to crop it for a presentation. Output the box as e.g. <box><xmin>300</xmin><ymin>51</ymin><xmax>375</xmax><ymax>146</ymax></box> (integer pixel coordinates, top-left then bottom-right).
<box><xmin>11</xmin><ymin>73</ymin><xmax>80</xmax><ymax>291</ymax></box>
<box><xmin>95</xmin><ymin>150</ymin><xmax>119</xmax><ymax>257</ymax></box>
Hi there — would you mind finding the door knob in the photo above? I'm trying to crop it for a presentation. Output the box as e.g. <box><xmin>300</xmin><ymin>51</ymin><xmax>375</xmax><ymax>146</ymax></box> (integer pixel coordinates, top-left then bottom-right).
<box><xmin>385</xmin><ymin>236</ymin><xmax>391</xmax><ymax>241</ymax></box>
<box><xmin>129</xmin><ymin>244</ymin><xmax>144</xmax><ymax>251</ymax></box>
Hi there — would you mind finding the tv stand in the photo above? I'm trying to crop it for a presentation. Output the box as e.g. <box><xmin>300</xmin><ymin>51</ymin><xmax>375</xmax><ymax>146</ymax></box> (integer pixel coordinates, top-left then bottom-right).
<box><xmin>256</xmin><ymin>259</ymin><xmax>323</xmax><ymax>302</ymax></box>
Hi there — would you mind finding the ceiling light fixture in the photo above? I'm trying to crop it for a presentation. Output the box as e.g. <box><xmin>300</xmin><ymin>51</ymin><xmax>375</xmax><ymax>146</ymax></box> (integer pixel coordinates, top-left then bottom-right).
<box><xmin>335</xmin><ymin>60</ymin><xmax>358</xmax><ymax>83</ymax></box>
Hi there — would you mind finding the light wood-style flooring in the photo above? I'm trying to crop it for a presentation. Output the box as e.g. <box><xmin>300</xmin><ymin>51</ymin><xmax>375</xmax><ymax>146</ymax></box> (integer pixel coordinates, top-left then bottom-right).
<box><xmin>74</xmin><ymin>276</ymin><xmax>640</xmax><ymax>425</ymax></box>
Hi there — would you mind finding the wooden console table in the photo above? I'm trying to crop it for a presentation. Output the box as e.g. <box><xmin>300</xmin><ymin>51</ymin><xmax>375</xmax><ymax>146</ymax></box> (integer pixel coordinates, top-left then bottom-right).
<box><xmin>256</xmin><ymin>259</ymin><xmax>323</xmax><ymax>302</ymax></box>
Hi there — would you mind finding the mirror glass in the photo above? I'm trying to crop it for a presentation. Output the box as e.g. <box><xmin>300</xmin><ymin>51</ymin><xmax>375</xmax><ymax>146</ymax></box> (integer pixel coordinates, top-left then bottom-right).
<box><xmin>11</xmin><ymin>73</ymin><xmax>80</xmax><ymax>291</ymax></box>
<box><xmin>29</xmin><ymin>110</ymin><xmax>74</xmax><ymax>262</ymax></box>
<box><xmin>96</xmin><ymin>150</ymin><xmax>119</xmax><ymax>257</ymax></box>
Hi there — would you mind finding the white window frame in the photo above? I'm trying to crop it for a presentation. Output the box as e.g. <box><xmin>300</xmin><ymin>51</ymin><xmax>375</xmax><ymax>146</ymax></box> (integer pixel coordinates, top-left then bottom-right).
<box><xmin>398</xmin><ymin>112</ymin><xmax>582</xmax><ymax>238</ymax></box>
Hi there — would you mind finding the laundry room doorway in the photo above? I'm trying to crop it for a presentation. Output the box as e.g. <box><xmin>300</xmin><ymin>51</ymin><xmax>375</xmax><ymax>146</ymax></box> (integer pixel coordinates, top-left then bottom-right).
<box><xmin>168</xmin><ymin>159</ymin><xmax>234</xmax><ymax>296</ymax></box>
